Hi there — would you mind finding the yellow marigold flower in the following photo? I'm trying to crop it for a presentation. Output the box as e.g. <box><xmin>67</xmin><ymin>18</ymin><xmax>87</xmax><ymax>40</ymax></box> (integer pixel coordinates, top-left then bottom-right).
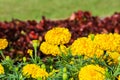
<box><xmin>45</xmin><ymin>27</ymin><xmax>71</xmax><ymax>45</ymax></box>
<box><xmin>0</xmin><ymin>39</ymin><xmax>8</xmax><ymax>50</ymax></box>
<box><xmin>22</xmin><ymin>64</ymin><xmax>48</xmax><ymax>79</ymax></box>
<box><xmin>95</xmin><ymin>49</ymin><xmax>104</xmax><ymax>57</ymax></box>
<box><xmin>94</xmin><ymin>33</ymin><xmax>120</xmax><ymax>52</ymax></box>
<box><xmin>0</xmin><ymin>64</ymin><xmax>4</xmax><ymax>74</ymax></box>
<box><xmin>40</xmin><ymin>42</ymin><xmax>67</xmax><ymax>56</ymax></box>
<box><xmin>71</xmin><ymin>37</ymin><xmax>90</xmax><ymax>56</ymax></box>
<box><xmin>27</xmin><ymin>49</ymin><xmax>33</xmax><ymax>57</ymax></box>
<box><xmin>71</xmin><ymin>37</ymin><xmax>103</xmax><ymax>58</ymax></box>
<box><xmin>79</xmin><ymin>65</ymin><xmax>105</xmax><ymax>80</ymax></box>
<box><xmin>40</xmin><ymin>42</ymin><xmax>60</xmax><ymax>56</ymax></box>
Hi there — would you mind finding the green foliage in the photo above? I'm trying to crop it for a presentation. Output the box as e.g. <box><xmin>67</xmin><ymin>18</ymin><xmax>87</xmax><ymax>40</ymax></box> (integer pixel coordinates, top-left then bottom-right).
<box><xmin>1</xmin><ymin>41</ymin><xmax>120</xmax><ymax>79</ymax></box>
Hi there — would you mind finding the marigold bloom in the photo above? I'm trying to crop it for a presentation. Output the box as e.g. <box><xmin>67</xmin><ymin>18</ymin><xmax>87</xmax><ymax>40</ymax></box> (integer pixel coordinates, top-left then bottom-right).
<box><xmin>22</xmin><ymin>64</ymin><xmax>48</xmax><ymax>79</ymax></box>
<box><xmin>40</xmin><ymin>42</ymin><xmax>67</xmax><ymax>56</ymax></box>
<box><xmin>0</xmin><ymin>64</ymin><xmax>4</xmax><ymax>74</ymax></box>
<box><xmin>79</xmin><ymin>65</ymin><xmax>105</xmax><ymax>80</ymax></box>
<box><xmin>71</xmin><ymin>37</ymin><xmax>90</xmax><ymax>56</ymax></box>
<box><xmin>71</xmin><ymin>37</ymin><xmax>103</xmax><ymax>58</ymax></box>
<box><xmin>0</xmin><ymin>39</ymin><xmax>8</xmax><ymax>50</ymax></box>
<box><xmin>45</xmin><ymin>27</ymin><xmax>71</xmax><ymax>45</ymax></box>
<box><xmin>94</xmin><ymin>33</ymin><xmax>120</xmax><ymax>52</ymax></box>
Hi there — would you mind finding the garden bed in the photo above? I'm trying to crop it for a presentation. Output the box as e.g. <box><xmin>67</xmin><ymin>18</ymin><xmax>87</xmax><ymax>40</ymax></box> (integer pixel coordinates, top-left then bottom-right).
<box><xmin>1</xmin><ymin>10</ymin><xmax>120</xmax><ymax>79</ymax></box>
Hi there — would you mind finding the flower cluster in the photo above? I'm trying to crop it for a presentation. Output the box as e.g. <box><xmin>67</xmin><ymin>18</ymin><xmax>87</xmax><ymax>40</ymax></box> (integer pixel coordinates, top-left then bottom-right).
<box><xmin>0</xmin><ymin>64</ymin><xmax>4</xmax><ymax>75</ymax></box>
<box><xmin>0</xmin><ymin>39</ymin><xmax>8</xmax><ymax>50</ymax></box>
<box><xmin>45</xmin><ymin>27</ymin><xmax>71</xmax><ymax>45</ymax></box>
<box><xmin>22</xmin><ymin>64</ymin><xmax>48</xmax><ymax>79</ymax></box>
<box><xmin>40</xmin><ymin>27</ymin><xmax>71</xmax><ymax>56</ymax></box>
<box><xmin>94</xmin><ymin>33</ymin><xmax>120</xmax><ymax>52</ymax></box>
<box><xmin>71</xmin><ymin>37</ymin><xmax>103</xmax><ymax>58</ymax></box>
<box><xmin>71</xmin><ymin>33</ymin><xmax>120</xmax><ymax>62</ymax></box>
<box><xmin>79</xmin><ymin>64</ymin><xmax>105</xmax><ymax>80</ymax></box>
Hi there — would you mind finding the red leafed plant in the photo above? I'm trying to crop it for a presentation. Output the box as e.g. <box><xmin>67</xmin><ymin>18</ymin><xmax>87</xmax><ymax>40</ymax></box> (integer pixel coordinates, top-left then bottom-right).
<box><xmin>1</xmin><ymin>10</ymin><xmax>120</xmax><ymax>59</ymax></box>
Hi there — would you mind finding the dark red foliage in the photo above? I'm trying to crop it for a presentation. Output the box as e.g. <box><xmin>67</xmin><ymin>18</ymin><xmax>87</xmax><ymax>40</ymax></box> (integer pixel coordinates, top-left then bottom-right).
<box><xmin>1</xmin><ymin>10</ymin><xmax>120</xmax><ymax>59</ymax></box>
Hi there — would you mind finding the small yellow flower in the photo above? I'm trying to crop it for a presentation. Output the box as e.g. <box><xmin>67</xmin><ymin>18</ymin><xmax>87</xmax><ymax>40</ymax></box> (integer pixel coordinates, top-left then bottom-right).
<box><xmin>45</xmin><ymin>27</ymin><xmax>71</xmax><ymax>45</ymax></box>
<box><xmin>22</xmin><ymin>64</ymin><xmax>48</xmax><ymax>79</ymax></box>
<box><xmin>0</xmin><ymin>64</ymin><xmax>4</xmax><ymax>74</ymax></box>
<box><xmin>0</xmin><ymin>39</ymin><xmax>8</xmax><ymax>50</ymax></box>
<box><xmin>27</xmin><ymin>49</ymin><xmax>33</xmax><ymax>57</ymax></box>
<box><xmin>79</xmin><ymin>65</ymin><xmax>105</xmax><ymax>80</ymax></box>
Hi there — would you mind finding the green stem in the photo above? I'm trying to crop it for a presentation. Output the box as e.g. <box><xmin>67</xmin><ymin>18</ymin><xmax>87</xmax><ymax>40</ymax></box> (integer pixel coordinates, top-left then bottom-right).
<box><xmin>34</xmin><ymin>47</ymin><xmax>37</xmax><ymax>63</ymax></box>
<box><xmin>0</xmin><ymin>50</ymin><xmax>5</xmax><ymax>60</ymax></box>
<box><xmin>31</xmin><ymin>55</ymin><xmax>36</xmax><ymax>63</ymax></box>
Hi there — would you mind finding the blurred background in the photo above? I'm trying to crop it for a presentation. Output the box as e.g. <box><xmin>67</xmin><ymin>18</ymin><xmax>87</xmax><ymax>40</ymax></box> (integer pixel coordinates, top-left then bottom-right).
<box><xmin>0</xmin><ymin>0</ymin><xmax>120</xmax><ymax>21</ymax></box>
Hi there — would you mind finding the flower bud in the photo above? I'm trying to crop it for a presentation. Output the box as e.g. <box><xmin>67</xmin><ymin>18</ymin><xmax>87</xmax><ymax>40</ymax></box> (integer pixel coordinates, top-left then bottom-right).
<box><xmin>20</xmin><ymin>75</ymin><xmax>23</xmax><ymax>80</ymax></box>
<box><xmin>63</xmin><ymin>73</ymin><xmax>68</xmax><ymax>80</ymax></box>
<box><xmin>88</xmin><ymin>34</ymin><xmax>95</xmax><ymax>40</ymax></box>
<box><xmin>63</xmin><ymin>67</ymin><xmax>67</xmax><ymax>73</ymax></box>
<box><xmin>41</xmin><ymin>64</ymin><xmax>46</xmax><ymax>70</ymax></box>
<box><xmin>37</xmin><ymin>77</ymin><xmax>42</xmax><ymax>80</ymax></box>
<box><xmin>23</xmin><ymin>57</ymin><xmax>26</xmax><ymax>62</ymax></box>
<box><xmin>5</xmin><ymin>56</ymin><xmax>10</xmax><ymax>60</ymax></box>
<box><xmin>32</xmin><ymin>40</ymin><xmax>39</xmax><ymax>48</ymax></box>
<box><xmin>70</xmin><ymin>77</ymin><xmax>74</xmax><ymax>80</ymax></box>
<box><xmin>50</xmin><ymin>65</ymin><xmax>53</xmax><ymax>71</ymax></box>
<box><xmin>21</xmin><ymin>30</ymin><xmax>26</xmax><ymax>35</ymax></box>
<box><xmin>15</xmin><ymin>67</ymin><xmax>19</xmax><ymax>72</ymax></box>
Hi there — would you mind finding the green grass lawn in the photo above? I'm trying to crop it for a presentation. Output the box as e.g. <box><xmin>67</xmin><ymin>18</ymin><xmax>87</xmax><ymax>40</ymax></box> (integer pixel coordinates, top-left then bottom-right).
<box><xmin>0</xmin><ymin>0</ymin><xmax>120</xmax><ymax>21</ymax></box>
